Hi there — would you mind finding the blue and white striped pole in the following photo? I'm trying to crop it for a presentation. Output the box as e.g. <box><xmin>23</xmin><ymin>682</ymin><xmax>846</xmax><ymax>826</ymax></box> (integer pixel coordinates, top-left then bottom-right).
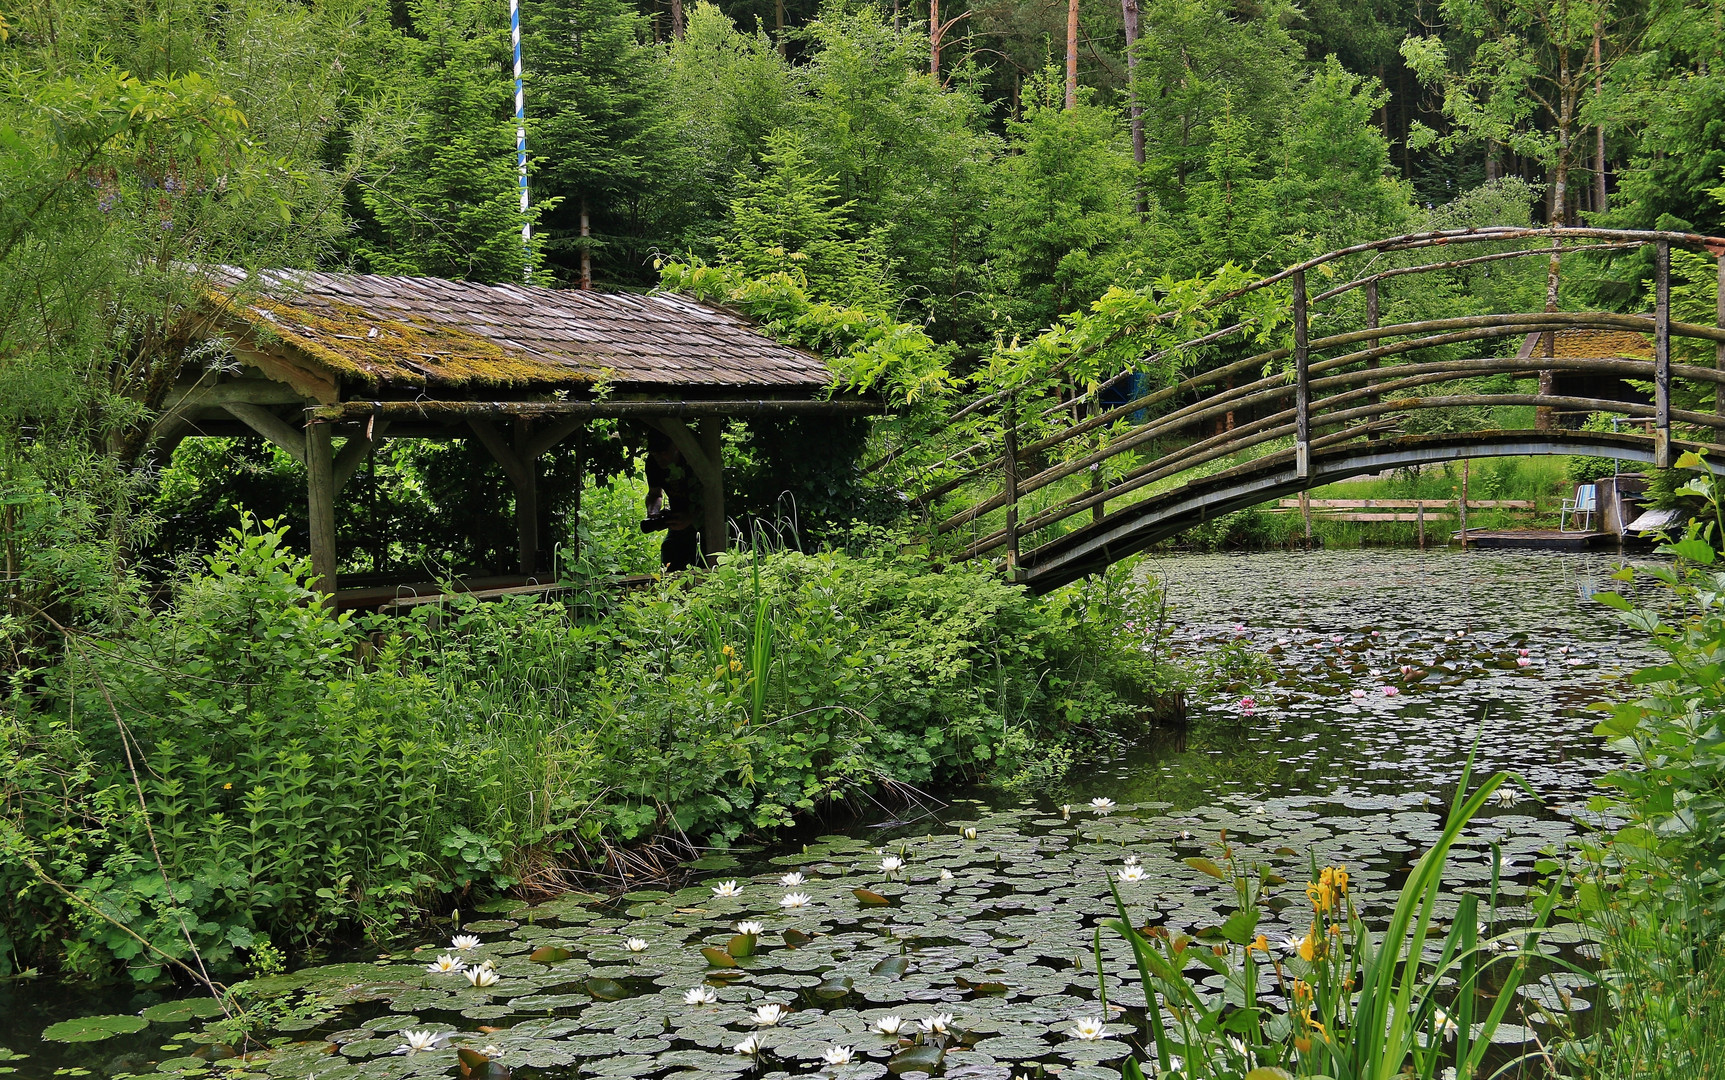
<box><xmin>512</xmin><ymin>0</ymin><xmax>530</xmax><ymax>282</ymax></box>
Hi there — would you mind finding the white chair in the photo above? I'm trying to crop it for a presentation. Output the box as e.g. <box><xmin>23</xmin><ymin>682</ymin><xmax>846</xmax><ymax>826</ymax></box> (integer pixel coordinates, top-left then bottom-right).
<box><xmin>1560</xmin><ymin>484</ymin><xmax>1597</xmax><ymax>532</ymax></box>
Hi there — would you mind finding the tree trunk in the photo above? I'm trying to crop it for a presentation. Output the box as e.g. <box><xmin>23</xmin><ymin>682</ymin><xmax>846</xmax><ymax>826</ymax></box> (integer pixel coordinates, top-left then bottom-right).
<box><xmin>1065</xmin><ymin>0</ymin><xmax>1079</xmax><ymax>109</ymax></box>
<box><xmin>776</xmin><ymin>0</ymin><xmax>786</xmax><ymax>57</ymax></box>
<box><xmin>671</xmin><ymin>0</ymin><xmax>683</xmax><ymax>40</ymax></box>
<box><xmin>580</xmin><ymin>196</ymin><xmax>592</xmax><ymax>291</ymax></box>
<box><xmin>1122</xmin><ymin>0</ymin><xmax>1144</xmax><ymax>213</ymax></box>
<box><xmin>1593</xmin><ymin>24</ymin><xmax>1607</xmax><ymax>213</ymax></box>
<box><xmin>930</xmin><ymin>0</ymin><xmax>940</xmax><ymax>77</ymax></box>
<box><xmin>1538</xmin><ymin>48</ymin><xmax>1577</xmax><ymax>433</ymax></box>
<box><xmin>1485</xmin><ymin>138</ymin><xmax>1500</xmax><ymax>182</ymax></box>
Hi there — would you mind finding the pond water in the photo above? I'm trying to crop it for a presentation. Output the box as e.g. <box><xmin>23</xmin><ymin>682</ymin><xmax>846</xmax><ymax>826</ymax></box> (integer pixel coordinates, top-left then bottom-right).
<box><xmin>2</xmin><ymin>548</ymin><xmax>1662</xmax><ymax>1080</ymax></box>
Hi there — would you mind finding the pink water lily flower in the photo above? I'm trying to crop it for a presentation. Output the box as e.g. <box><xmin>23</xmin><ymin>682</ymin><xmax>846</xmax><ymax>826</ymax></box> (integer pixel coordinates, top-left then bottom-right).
<box><xmin>1239</xmin><ymin>695</ymin><xmax>1257</xmax><ymax>716</ymax></box>
<box><xmin>1381</xmin><ymin>686</ymin><xmax>1399</xmax><ymax>697</ymax></box>
<box><xmin>1350</xmin><ymin>688</ymin><xmax>1368</xmax><ymax>698</ymax></box>
<box><xmin>1516</xmin><ymin>657</ymin><xmax>1532</xmax><ymax>667</ymax></box>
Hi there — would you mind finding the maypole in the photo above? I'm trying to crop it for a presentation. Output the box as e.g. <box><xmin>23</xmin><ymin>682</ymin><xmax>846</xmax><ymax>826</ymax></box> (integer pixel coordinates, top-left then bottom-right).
<box><xmin>511</xmin><ymin>0</ymin><xmax>530</xmax><ymax>282</ymax></box>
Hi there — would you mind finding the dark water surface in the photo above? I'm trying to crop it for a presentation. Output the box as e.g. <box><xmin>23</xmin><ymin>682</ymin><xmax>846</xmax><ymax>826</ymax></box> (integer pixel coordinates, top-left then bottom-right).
<box><xmin>0</xmin><ymin>549</ymin><xmax>1660</xmax><ymax>1079</ymax></box>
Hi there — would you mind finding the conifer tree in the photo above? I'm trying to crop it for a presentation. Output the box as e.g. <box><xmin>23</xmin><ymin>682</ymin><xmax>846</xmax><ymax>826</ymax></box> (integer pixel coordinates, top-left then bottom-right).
<box><xmin>353</xmin><ymin>0</ymin><xmax>545</xmax><ymax>282</ymax></box>
<box><xmin>527</xmin><ymin>0</ymin><xmax>680</xmax><ymax>288</ymax></box>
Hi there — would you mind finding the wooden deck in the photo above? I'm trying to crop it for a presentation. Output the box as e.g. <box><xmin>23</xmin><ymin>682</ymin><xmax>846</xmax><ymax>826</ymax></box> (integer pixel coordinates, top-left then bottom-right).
<box><xmin>1451</xmin><ymin>528</ymin><xmax>1618</xmax><ymax>550</ymax></box>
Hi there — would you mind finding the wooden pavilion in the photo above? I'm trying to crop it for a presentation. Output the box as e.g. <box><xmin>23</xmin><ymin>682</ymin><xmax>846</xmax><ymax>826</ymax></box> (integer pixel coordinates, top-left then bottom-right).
<box><xmin>152</xmin><ymin>269</ymin><xmax>880</xmax><ymax>595</ymax></box>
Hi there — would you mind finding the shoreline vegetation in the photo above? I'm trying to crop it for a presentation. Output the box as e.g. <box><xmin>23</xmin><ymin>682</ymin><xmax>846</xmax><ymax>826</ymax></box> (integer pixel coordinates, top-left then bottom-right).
<box><xmin>0</xmin><ymin>518</ymin><xmax>1181</xmax><ymax>983</ymax></box>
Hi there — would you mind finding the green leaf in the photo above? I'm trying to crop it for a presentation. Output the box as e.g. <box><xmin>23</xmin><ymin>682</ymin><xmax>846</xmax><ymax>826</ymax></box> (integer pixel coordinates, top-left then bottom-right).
<box><xmin>1184</xmin><ymin>857</ymin><xmax>1228</xmax><ymax>879</ymax></box>
<box><xmin>1594</xmin><ymin>591</ymin><xmax>1632</xmax><ymax>611</ymax></box>
<box><xmin>528</xmin><ymin>946</ymin><xmax>573</xmax><ymax>964</ymax></box>
<box><xmin>888</xmin><ymin>1046</ymin><xmax>945</xmax><ymax>1074</ymax></box>
<box><xmin>41</xmin><ymin>1016</ymin><xmax>149</xmax><ymax>1043</ymax></box>
<box><xmin>871</xmin><ymin>956</ymin><xmax>910</xmax><ymax>978</ymax></box>
<box><xmin>1672</xmin><ymin>537</ymin><xmax>1717</xmax><ymax>564</ymax></box>
<box><xmin>781</xmin><ymin>928</ymin><xmax>812</xmax><ymax>947</ymax></box>
<box><xmin>585</xmin><ymin>977</ymin><xmax>630</xmax><ymax>1000</ymax></box>
<box><xmin>1217</xmin><ymin>909</ymin><xmax>1259</xmax><ymax>946</ymax></box>
<box><xmin>700</xmin><ymin>947</ymin><xmax>737</xmax><ymax>968</ymax></box>
<box><xmin>726</xmin><ymin>934</ymin><xmax>755</xmax><ymax>959</ymax></box>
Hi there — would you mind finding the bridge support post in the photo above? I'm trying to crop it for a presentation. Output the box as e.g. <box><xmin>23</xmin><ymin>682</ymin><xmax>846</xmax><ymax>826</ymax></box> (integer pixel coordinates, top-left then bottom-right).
<box><xmin>1365</xmin><ymin>278</ymin><xmax>1380</xmax><ymax>442</ymax></box>
<box><xmin>1293</xmin><ymin>269</ymin><xmax>1311</xmax><ymax>478</ymax></box>
<box><xmin>1655</xmin><ymin>240</ymin><xmax>1671</xmax><ymax>468</ymax></box>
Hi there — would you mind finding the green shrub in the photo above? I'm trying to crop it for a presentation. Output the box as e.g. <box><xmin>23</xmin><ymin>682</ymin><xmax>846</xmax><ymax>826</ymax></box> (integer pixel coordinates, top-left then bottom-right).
<box><xmin>1</xmin><ymin>520</ymin><xmax>1175</xmax><ymax>980</ymax></box>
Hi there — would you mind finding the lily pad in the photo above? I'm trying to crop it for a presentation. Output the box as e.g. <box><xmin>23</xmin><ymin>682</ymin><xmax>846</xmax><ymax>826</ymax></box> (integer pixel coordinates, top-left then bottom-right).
<box><xmin>41</xmin><ymin>1015</ymin><xmax>149</xmax><ymax>1043</ymax></box>
<box><xmin>586</xmin><ymin>977</ymin><xmax>631</xmax><ymax>1001</ymax></box>
<box><xmin>142</xmin><ymin>998</ymin><xmax>227</xmax><ymax>1024</ymax></box>
<box><xmin>888</xmin><ymin>1045</ymin><xmax>946</xmax><ymax>1074</ymax></box>
<box><xmin>529</xmin><ymin>946</ymin><xmax>574</xmax><ymax>964</ymax></box>
<box><xmin>854</xmin><ymin>889</ymin><xmax>892</xmax><ymax>907</ymax></box>
<box><xmin>701</xmin><ymin>947</ymin><xmax>737</xmax><ymax>968</ymax></box>
<box><xmin>872</xmin><ymin>956</ymin><xmax>910</xmax><ymax>978</ymax></box>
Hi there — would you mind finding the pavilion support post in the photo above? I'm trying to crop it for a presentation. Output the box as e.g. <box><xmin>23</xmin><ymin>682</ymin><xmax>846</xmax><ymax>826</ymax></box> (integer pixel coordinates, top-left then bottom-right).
<box><xmin>514</xmin><ymin>420</ymin><xmax>540</xmax><ymax>575</ymax></box>
<box><xmin>1089</xmin><ymin>398</ymin><xmax>1104</xmax><ymax>524</ymax></box>
<box><xmin>697</xmin><ymin>419</ymin><xmax>727</xmax><ymax>559</ymax></box>
<box><xmin>467</xmin><ymin>419</ymin><xmax>540</xmax><ymax>575</ymax></box>
<box><xmin>1655</xmin><ymin>240</ymin><xmax>1672</xmax><ymax>468</ymax></box>
<box><xmin>306</xmin><ymin>421</ymin><xmax>337</xmax><ymax>599</ymax></box>
<box><xmin>1365</xmin><ymin>278</ymin><xmax>1381</xmax><ymax>441</ymax></box>
<box><xmin>1292</xmin><ymin>269</ymin><xmax>1311</xmax><ymax>479</ymax></box>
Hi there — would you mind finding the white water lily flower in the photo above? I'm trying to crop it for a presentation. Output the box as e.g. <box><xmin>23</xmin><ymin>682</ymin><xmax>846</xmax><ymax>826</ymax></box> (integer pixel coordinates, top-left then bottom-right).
<box><xmin>1060</xmin><ymin>804</ymin><xmax>1072</xmax><ymax>818</ymax></box>
<box><xmin>683</xmin><ymin>985</ymin><xmax>719</xmax><ymax>1005</ymax></box>
<box><xmin>393</xmin><ymin>1030</ymin><xmax>440</xmax><ymax>1055</ymax></box>
<box><xmin>1432</xmin><ymin>1006</ymin><xmax>1459</xmax><ymax>1040</ymax></box>
<box><xmin>780</xmin><ymin>892</ymin><xmax>812</xmax><ymax>909</ymax></box>
<box><xmin>1123</xmin><ymin>853</ymin><xmax>1140</xmax><ymax>866</ymax></box>
<box><xmin>779</xmin><ymin>872</ymin><xmax>806</xmax><ymax>887</ymax></box>
<box><xmin>1492</xmin><ymin>786</ymin><xmax>1519</xmax><ymax>806</ymax></box>
<box><xmin>753</xmin><ymin>1003</ymin><xmax>790</xmax><ymax>1026</ymax></box>
<box><xmin>1070</xmin><ymin>1017</ymin><xmax>1106</xmax><ymax>1041</ymax></box>
<box><xmin>466</xmin><ymin>965</ymin><xmax>501</xmax><ymax>987</ymax></box>
<box><xmin>1089</xmin><ymin>797</ymin><xmax>1116</xmax><ymax>811</ymax></box>
<box><xmin>963</xmin><ymin>826</ymin><xmax>978</xmax><ymax>840</ymax></box>
<box><xmin>880</xmin><ymin>855</ymin><xmax>906</xmax><ymax>873</ymax></box>
<box><xmin>923</xmin><ymin>1013</ymin><xmax>953</xmax><ymax>1035</ymax></box>
<box><xmin>711</xmin><ymin>880</ymin><xmax>743</xmax><ymax>897</ymax></box>
<box><xmin>1118</xmin><ymin>864</ymin><xmax>1148</xmax><ymax>883</ymax></box>
<box><xmin>821</xmin><ymin>1046</ymin><xmax>854</xmax><ymax>1066</ymax></box>
<box><xmin>736</xmin><ymin>920</ymin><xmax>765</xmax><ymax>936</ymax></box>
<box><xmin>939</xmin><ymin>868</ymin><xmax>954</xmax><ymax>881</ymax></box>
<box><xmin>450</xmin><ymin>934</ymin><xmax>481</xmax><ymax>950</ymax></box>
<box><xmin>624</xmin><ymin>937</ymin><xmax>649</xmax><ymax>952</ymax></box>
<box><xmin>1227</xmin><ymin>1035</ymin><xmax>1248</xmax><ymax>1056</ymax></box>
<box><xmin>426</xmin><ymin>954</ymin><xmax>465</xmax><ymax>974</ymax></box>
<box><xmin>873</xmin><ymin>1015</ymin><xmax>907</xmax><ymax>1035</ymax></box>
<box><xmin>1278</xmin><ymin>934</ymin><xmax>1302</xmax><ymax>954</ymax></box>
<box><xmin>733</xmin><ymin>1034</ymin><xmax>762</xmax><ymax>1056</ymax></box>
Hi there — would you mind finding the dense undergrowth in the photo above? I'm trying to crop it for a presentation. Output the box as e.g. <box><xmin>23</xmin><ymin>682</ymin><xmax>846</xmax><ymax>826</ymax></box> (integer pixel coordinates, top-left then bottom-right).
<box><xmin>1554</xmin><ymin>452</ymin><xmax>1725</xmax><ymax>1077</ymax></box>
<box><xmin>0</xmin><ymin>520</ymin><xmax>1177</xmax><ymax>983</ymax></box>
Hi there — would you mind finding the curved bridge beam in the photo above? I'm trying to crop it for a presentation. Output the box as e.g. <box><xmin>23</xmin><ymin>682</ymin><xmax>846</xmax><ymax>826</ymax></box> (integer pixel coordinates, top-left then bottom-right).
<box><xmin>1018</xmin><ymin>430</ymin><xmax>1672</xmax><ymax>594</ymax></box>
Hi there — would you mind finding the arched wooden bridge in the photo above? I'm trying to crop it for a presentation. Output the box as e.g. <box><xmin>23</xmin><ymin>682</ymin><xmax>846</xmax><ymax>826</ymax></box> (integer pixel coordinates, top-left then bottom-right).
<box><xmin>913</xmin><ymin>227</ymin><xmax>1725</xmax><ymax>593</ymax></box>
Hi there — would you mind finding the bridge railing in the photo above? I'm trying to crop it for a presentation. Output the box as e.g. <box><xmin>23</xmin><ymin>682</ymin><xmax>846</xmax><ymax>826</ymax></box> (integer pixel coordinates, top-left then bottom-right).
<box><xmin>915</xmin><ymin>227</ymin><xmax>1725</xmax><ymax>570</ymax></box>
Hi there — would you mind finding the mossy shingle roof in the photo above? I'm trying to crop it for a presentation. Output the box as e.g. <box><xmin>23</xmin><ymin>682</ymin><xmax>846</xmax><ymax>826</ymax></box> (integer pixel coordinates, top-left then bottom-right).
<box><xmin>212</xmin><ymin>269</ymin><xmax>832</xmax><ymax>392</ymax></box>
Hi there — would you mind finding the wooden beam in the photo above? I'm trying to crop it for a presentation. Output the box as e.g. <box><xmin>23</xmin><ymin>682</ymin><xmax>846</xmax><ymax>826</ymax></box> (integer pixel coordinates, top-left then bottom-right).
<box><xmin>226</xmin><ymin>403</ymin><xmax>306</xmax><ymax>464</ymax></box>
<box><xmin>333</xmin><ymin>421</ymin><xmax>390</xmax><ymax>493</ymax></box>
<box><xmin>525</xmin><ymin>416</ymin><xmax>586</xmax><ymax>460</ymax></box>
<box><xmin>698</xmin><ymin>418</ymin><xmax>726</xmax><ymax>557</ymax></box>
<box><xmin>306</xmin><ymin>422</ymin><xmax>337</xmax><ymax>598</ymax></box>
<box><xmin>646</xmin><ymin>418</ymin><xmax>720</xmax><ymax>491</ymax></box>
<box><xmin>231</xmin><ymin>343</ymin><xmax>340</xmax><ymax>404</ymax></box>
<box><xmin>310</xmin><ymin>398</ymin><xmax>885</xmax><ymax>423</ymax></box>
<box><xmin>467</xmin><ymin>419</ymin><xmax>540</xmax><ymax>574</ymax></box>
<box><xmin>1293</xmin><ymin>268</ymin><xmax>1311</xmax><ymax>478</ymax></box>
<box><xmin>1655</xmin><ymin>240</ymin><xmax>1672</xmax><ymax>468</ymax></box>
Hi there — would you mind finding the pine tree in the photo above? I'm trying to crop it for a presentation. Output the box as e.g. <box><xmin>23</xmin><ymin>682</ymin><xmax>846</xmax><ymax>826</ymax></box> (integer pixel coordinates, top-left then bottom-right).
<box><xmin>526</xmin><ymin>0</ymin><xmax>679</xmax><ymax>288</ymax></box>
<box><xmin>354</xmin><ymin>0</ymin><xmax>546</xmax><ymax>282</ymax></box>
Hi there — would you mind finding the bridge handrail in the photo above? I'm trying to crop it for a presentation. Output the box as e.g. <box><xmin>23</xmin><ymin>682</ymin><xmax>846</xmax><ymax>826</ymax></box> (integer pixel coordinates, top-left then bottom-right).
<box><xmin>930</xmin><ymin>313</ymin><xmax>1725</xmax><ymax>531</ymax></box>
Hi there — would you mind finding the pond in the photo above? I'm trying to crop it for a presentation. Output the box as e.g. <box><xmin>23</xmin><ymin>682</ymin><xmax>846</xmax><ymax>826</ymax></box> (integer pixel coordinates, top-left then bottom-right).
<box><xmin>2</xmin><ymin>548</ymin><xmax>1660</xmax><ymax>1080</ymax></box>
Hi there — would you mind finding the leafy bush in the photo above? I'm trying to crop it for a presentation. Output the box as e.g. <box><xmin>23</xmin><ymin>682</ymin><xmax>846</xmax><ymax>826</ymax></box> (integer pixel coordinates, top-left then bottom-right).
<box><xmin>0</xmin><ymin>520</ymin><xmax>1176</xmax><ymax>980</ymax></box>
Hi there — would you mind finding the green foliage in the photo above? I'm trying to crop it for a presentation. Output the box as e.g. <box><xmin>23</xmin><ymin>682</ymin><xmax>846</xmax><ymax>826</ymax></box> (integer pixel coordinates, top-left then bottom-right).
<box><xmin>1108</xmin><ymin>755</ymin><xmax>1555</xmax><ymax>1077</ymax></box>
<box><xmin>351</xmin><ymin>0</ymin><xmax>552</xmax><ymax>281</ymax></box>
<box><xmin>717</xmin><ymin>130</ymin><xmax>895</xmax><ymax>308</ymax></box>
<box><xmin>0</xmin><ymin>520</ymin><xmax>1172</xmax><ymax>979</ymax></box>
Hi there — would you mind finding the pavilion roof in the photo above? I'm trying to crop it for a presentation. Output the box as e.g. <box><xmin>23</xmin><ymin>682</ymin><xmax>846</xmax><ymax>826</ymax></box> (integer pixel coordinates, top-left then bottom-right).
<box><xmin>209</xmin><ymin>268</ymin><xmax>832</xmax><ymax>394</ymax></box>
